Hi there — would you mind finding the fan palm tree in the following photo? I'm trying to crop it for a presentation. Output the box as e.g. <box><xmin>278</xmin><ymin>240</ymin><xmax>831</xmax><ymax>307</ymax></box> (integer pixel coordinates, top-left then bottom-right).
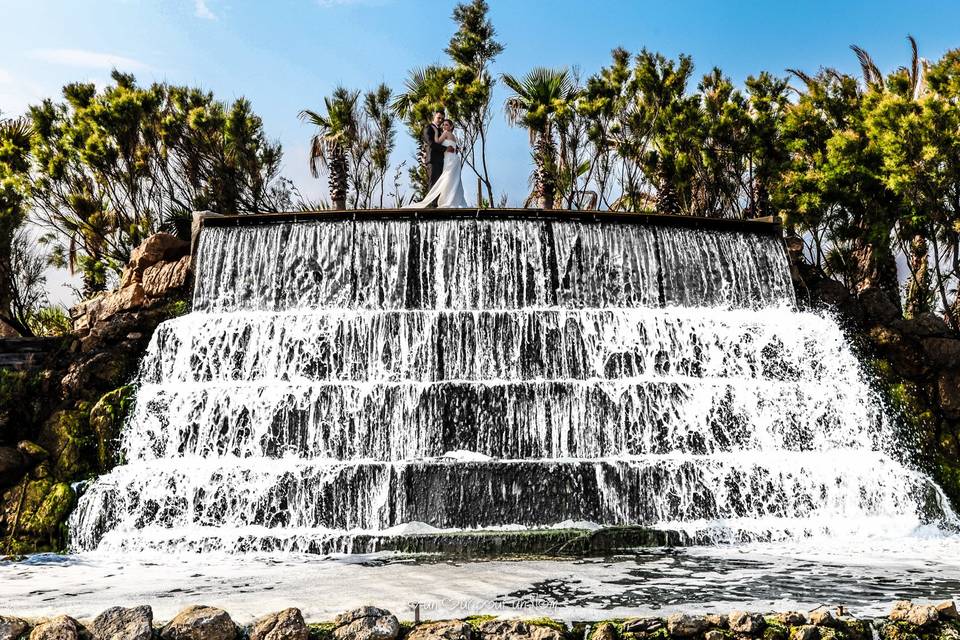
<box><xmin>501</xmin><ymin>67</ymin><xmax>576</xmax><ymax>210</ymax></box>
<box><xmin>299</xmin><ymin>87</ymin><xmax>360</xmax><ymax>210</ymax></box>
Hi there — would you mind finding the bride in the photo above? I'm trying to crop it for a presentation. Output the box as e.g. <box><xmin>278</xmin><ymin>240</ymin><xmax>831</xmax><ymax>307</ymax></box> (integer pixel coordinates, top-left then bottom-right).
<box><xmin>405</xmin><ymin>119</ymin><xmax>468</xmax><ymax>208</ymax></box>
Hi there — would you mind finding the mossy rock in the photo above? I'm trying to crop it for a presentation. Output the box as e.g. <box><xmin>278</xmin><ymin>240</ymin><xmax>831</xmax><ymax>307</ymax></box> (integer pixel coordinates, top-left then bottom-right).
<box><xmin>38</xmin><ymin>407</ymin><xmax>93</xmax><ymax>480</ymax></box>
<box><xmin>1</xmin><ymin>474</ymin><xmax>75</xmax><ymax>552</ymax></box>
<box><xmin>89</xmin><ymin>386</ymin><xmax>134</xmax><ymax>470</ymax></box>
<box><xmin>307</xmin><ymin>622</ymin><xmax>335</xmax><ymax>640</ymax></box>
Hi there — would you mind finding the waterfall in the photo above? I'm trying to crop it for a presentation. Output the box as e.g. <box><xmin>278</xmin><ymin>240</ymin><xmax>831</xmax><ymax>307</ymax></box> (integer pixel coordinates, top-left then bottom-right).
<box><xmin>69</xmin><ymin>218</ymin><xmax>957</xmax><ymax>553</ymax></box>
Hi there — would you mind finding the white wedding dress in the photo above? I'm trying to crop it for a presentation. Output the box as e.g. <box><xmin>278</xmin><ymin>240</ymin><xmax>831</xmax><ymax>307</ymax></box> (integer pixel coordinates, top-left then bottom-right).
<box><xmin>405</xmin><ymin>138</ymin><xmax>469</xmax><ymax>208</ymax></box>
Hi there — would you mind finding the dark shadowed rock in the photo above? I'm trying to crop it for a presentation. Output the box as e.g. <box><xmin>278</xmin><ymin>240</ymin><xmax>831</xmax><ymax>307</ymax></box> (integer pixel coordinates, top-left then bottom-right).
<box><xmin>666</xmin><ymin>614</ymin><xmax>710</xmax><ymax>637</ymax></box>
<box><xmin>704</xmin><ymin>615</ymin><xmax>727</xmax><ymax>629</ymax></box>
<box><xmin>406</xmin><ymin>620</ymin><xmax>473</xmax><ymax>640</ymax></box>
<box><xmin>859</xmin><ymin>288</ymin><xmax>901</xmax><ymax>324</ymax></box>
<box><xmin>29</xmin><ymin>616</ymin><xmax>80</xmax><ymax>640</ymax></box>
<box><xmin>728</xmin><ymin>611</ymin><xmax>765</xmax><ymax>635</ymax></box>
<box><xmin>704</xmin><ymin>631</ymin><xmax>725</xmax><ymax>640</ymax></box>
<box><xmin>331</xmin><ymin>607</ymin><xmax>399</xmax><ymax>640</ymax></box>
<box><xmin>17</xmin><ymin>441</ymin><xmax>48</xmax><ymax>465</ymax></box>
<box><xmin>938</xmin><ymin>372</ymin><xmax>960</xmax><ymax>419</ymax></box>
<box><xmin>0</xmin><ymin>615</ymin><xmax>29</xmax><ymax>640</ymax></box>
<box><xmin>936</xmin><ymin>601</ymin><xmax>959</xmax><ymax>621</ymax></box>
<box><xmin>160</xmin><ymin>606</ymin><xmax>236</xmax><ymax>640</ymax></box>
<box><xmin>475</xmin><ymin>619</ymin><xmax>563</xmax><ymax>640</ymax></box>
<box><xmin>92</xmin><ymin>606</ymin><xmax>153</xmax><ymax>640</ymax></box>
<box><xmin>248</xmin><ymin>609</ymin><xmax>308</xmax><ymax>640</ymax></box>
<box><xmin>0</xmin><ymin>446</ymin><xmax>26</xmax><ymax>487</ymax></box>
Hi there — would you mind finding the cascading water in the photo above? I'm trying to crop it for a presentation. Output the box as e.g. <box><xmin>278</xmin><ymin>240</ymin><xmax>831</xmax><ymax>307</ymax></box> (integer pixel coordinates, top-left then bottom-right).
<box><xmin>68</xmin><ymin>217</ymin><xmax>957</xmax><ymax>554</ymax></box>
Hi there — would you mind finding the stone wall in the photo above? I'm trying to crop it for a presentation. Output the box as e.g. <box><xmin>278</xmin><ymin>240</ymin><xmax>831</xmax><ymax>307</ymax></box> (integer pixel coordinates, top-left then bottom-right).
<box><xmin>0</xmin><ymin>233</ymin><xmax>192</xmax><ymax>554</ymax></box>
<box><xmin>0</xmin><ymin>601</ymin><xmax>957</xmax><ymax>640</ymax></box>
<box><xmin>787</xmin><ymin>238</ymin><xmax>960</xmax><ymax>510</ymax></box>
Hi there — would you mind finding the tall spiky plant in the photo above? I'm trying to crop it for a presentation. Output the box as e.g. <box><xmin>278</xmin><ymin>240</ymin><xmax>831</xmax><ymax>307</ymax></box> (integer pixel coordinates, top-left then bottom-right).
<box><xmin>299</xmin><ymin>87</ymin><xmax>361</xmax><ymax>210</ymax></box>
<box><xmin>501</xmin><ymin>67</ymin><xmax>576</xmax><ymax>209</ymax></box>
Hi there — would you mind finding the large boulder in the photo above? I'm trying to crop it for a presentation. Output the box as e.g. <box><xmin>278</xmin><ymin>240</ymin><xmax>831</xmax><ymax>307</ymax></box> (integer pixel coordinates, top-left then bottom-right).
<box><xmin>590</xmin><ymin>622</ymin><xmax>618</xmax><ymax>640</ymax></box>
<box><xmin>127</xmin><ymin>233</ymin><xmax>190</xmax><ymax>277</ymax></box>
<box><xmin>159</xmin><ymin>606</ymin><xmax>236</xmax><ymax>640</ymax></box>
<box><xmin>728</xmin><ymin>611</ymin><xmax>765</xmax><ymax>635</ymax></box>
<box><xmin>142</xmin><ymin>256</ymin><xmax>191</xmax><ymax>298</ymax></box>
<box><xmin>936</xmin><ymin>601</ymin><xmax>959</xmax><ymax>621</ymax></box>
<box><xmin>775</xmin><ymin>613</ymin><xmax>807</xmax><ymax>626</ymax></box>
<box><xmin>808</xmin><ymin>609</ymin><xmax>836</xmax><ymax>627</ymax></box>
<box><xmin>666</xmin><ymin>614</ymin><xmax>710</xmax><ymax>637</ymax></box>
<box><xmin>248</xmin><ymin>609</ymin><xmax>308</xmax><ymax>640</ymax></box>
<box><xmin>406</xmin><ymin>620</ymin><xmax>474</xmax><ymax>640</ymax></box>
<box><xmin>29</xmin><ymin>616</ymin><xmax>80</xmax><ymax>640</ymax></box>
<box><xmin>475</xmin><ymin>619</ymin><xmax>563</xmax><ymax>640</ymax></box>
<box><xmin>331</xmin><ymin>607</ymin><xmax>399</xmax><ymax>640</ymax></box>
<box><xmin>92</xmin><ymin>606</ymin><xmax>153</xmax><ymax>640</ymax></box>
<box><xmin>0</xmin><ymin>474</ymin><xmax>75</xmax><ymax>552</ymax></box>
<box><xmin>0</xmin><ymin>446</ymin><xmax>26</xmax><ymax>488</ymax></box>
<box><xmin>0</xmin><ymin>615</ymin><xmax>29</xmax><ymax>640</ymax></box>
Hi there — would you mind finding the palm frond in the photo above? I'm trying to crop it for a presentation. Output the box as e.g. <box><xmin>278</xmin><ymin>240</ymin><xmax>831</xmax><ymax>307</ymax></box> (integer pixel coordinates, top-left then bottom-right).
<box><xmin>850</xmin><ymin>44</ymin><xmax>883</xmax><ymax>88</ymax></box>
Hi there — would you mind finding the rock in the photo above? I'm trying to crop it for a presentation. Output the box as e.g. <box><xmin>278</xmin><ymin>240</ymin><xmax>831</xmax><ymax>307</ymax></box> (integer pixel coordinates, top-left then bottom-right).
<box><xmin>92</xmin><ymin>606</ymin><xmax>153</xmax><ymax>640</ymax></box>
<box><xmin>705</xmin><ymin>615</ymin><xmax>728</xmax><ymax>629</ymax></box>
<box><xmin>0</xmin><ymin>615</ymin><xmax>29</xmax><ymax>640</ymax></box>
<box><xmin>888</xmin><ymin>601</ymin><xmax>912</xmax><ymax>621</ymax></box>
<box><xmin>704</xmin><ymin>631</ymin><xmax>725</xmax><ymax>640</ymax></box>
<box><xmin>37</xmin><ymin>409</ymin><xmax>91</xmax><ymax>479</ymax></box>
<box><xmin>0</xmin><ymin>446</ymin><xmax>26</xmax><ymax>487</ymax></box>
<box><xmin>808</xmin><ymin>609</ymin><xmax>835</xmax><ymax>627</ymax></box>
<box><xmin>142</xmin><ymin>256</ymin><xmax>191</xmax><ymax>298</ymax></box>
<box><xmin>17</xmin><ymin>441</ymin><xmax>49</xmax><ymax>465</ymax></box>
<box><xmin>128</xmin><ymin>234</ymin><xmax>190</xmax><ymax>275</ymax></box>
<box><xmin>0</xmin><ymin>476</ymin><xmax>75</xmax><ymax>551</ymax></box>
<box><xmin>29</xmin><ymin>616</ymin><xmax>79</xmax><ymax>640</ymax></box>
<box><xmin>406</xmin><ymin>621</ymin><xmax>473</xmax><ymax>640</ymax></box>
<box><xmin>920</xmin><ymin>337</ymin><xmax>960</xmax><ymax>367</ymax></box>
<box><xmin>248</xmin><ymin>609</ymin><xmax>308</xmax><ymax>640</ymax></box>
<box><xmin>936</xmin><ymin>600</ymin><xmax>959</xmax><ymax>621</ymax></box>
<box><xmin>88</xmin><ymin>387</ymin><xmax>133</xmax><ymax>471</ymax></box>
<box><xmin>331</xmin><ymin>607</ymin><xmax>399</xmax><ymax>640</ymax></box>
<box><xmin>590</xmin><ymin>623</ymin><xmax>617</xmax><ymax>640</ymax></box>
<box><xmin>775</xmin><ymin>613</ymin><xmax>807</xmax><ymax>626</ymax></box>
<box><xmin>939</xmin><ymin>371</ymin><xmax>960</xmax><ymax>419</ymax></box>
<box><xmin>622</xmin><ymin>618</ymin><xmax>663</xmax><ymax>634</ymax></box>
<box><xmin>475</xmin><ymin>619</ymin><xmax>563</xmax><ymax>640</ymax></box>
<box><xmin>159</xmin><ymin>606</ymin><xmax>237</xmax><ymax>640</ymax></box>
<box><xmin>904</xmin><ymin>605</ymin><xmax>938</xmax><ymax>627</ymax></box>
<box><xmin>859</xmin><ymin>288</ymin><xmax>901</xmax><ymax>324</ymax></box>
<box><xmin>790</xmin><ymin>626</ymin><xmax>820</xmax><ymax>640</ymax></box>
<box><xmin>728</xmin><ymin>611</ymin><xmax>765</xmax><ymax>635</ymax></box>
<box><xmin>666</xmin><ymin>614</ymin><xmax>710</xmax><ymax>637</ymax></box>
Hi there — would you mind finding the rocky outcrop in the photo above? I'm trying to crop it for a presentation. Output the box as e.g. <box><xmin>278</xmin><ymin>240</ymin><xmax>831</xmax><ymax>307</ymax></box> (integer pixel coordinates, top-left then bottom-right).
<box><xmin>247</xmin><ymin>609</ymin><xmax>308</xmax><ymax>640</ymax></box>
<box><xmin>0</xmin><ymin>615</ymin><xmax>29</xmax><ymax>640</ymax></box>
<box><xmin>331</xmin><ymin>607</ymin><xmax>399</xmax><ymax>640</ymax></box>
<box><xmin>474</xmin><ymin>619</ymin><xmax>564</xmax><ymax>640</ymax></box>
<box><xmin>29</xmin><ymin>616</ymin><xmax>80</xmax><ymax>640</ymax></box>
<box><xmin>160</xmin><ymin>606</ymin><xmax>237</xmax><ymax>640</ymax></box>
<box><xmin>0</xmin><ymin>233</ymin><xmax>192</xmax><ymax>553</ymax></box>
<box><xmin>406</xmin><ymin>621</ymin><xmax>474</xmax><ymax>640</ymax></box>
<box><xmin>4</xmin><ymin>602</ymin><xmax>959</xmax><ymax>640</ymax></box>
<box><xmin>788</xmin><ymin>237</ymin><xmax>960</xmax><ymax>510</ymax></box>
<box><xmin>91</xmin><ymin>606</ymin><xmax>153</xmax><ymax>640</ymax></box>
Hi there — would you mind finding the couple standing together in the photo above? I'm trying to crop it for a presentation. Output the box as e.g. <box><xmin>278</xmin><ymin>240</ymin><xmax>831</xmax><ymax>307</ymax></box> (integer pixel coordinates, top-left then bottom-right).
<box><xmin>405</xmin><ymin>109</ymin><xmax>468</xmax><ymax>208</ymax></box>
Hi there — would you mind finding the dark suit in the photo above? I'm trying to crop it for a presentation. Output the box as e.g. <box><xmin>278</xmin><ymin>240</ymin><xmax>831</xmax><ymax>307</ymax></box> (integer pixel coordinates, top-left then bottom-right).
<box><xmin>422</xmin><ymin>122</ymin><xmax>445</xmax><ymax>188</ymax></box>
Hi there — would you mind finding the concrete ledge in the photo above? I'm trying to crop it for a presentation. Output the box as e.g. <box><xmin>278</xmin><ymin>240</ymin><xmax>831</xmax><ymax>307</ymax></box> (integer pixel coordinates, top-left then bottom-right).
<box><xmin>197</xmin><ymin>208</ymin><xmax>783</xmax><ymax>236</ymax></box>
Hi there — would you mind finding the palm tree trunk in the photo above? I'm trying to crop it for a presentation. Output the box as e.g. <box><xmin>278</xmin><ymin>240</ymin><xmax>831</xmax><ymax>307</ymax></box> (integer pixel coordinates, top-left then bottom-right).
<box><xmin>534</xmin><ymin>132</ymin><xmax>557</xmax><ymax>210</ymax></box>
<box><xmin>328</xmin><ymin>143</ymin><xmax>349</xmax><ymax>210</ymax></box>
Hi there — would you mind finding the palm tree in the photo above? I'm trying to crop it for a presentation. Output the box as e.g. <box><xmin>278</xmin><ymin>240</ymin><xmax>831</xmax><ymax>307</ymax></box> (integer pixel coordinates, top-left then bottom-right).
<box><xmin>299</xmin><ymin>87</ymin><xmax>360</xmax><ymax>210</ymax></box>
<box><xmin>501</xmin><ymin>68</ymin><xmax>576</xmax><ymax>210</ymax></box>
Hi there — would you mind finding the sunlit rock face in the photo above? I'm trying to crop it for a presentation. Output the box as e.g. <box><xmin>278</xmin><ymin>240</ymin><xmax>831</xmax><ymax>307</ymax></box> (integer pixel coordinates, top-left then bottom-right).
<box><xmin>69</xmin><ymin>218</ymin><xmax>957</xmax><ymax>553</ymax></box>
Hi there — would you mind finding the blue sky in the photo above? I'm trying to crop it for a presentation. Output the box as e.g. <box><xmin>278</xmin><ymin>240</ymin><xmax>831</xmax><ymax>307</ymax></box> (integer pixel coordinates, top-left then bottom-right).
<box><xmin>2</xmin><ymin>0</ymin><xmax>960</xmax><ymax>300</ymax></box>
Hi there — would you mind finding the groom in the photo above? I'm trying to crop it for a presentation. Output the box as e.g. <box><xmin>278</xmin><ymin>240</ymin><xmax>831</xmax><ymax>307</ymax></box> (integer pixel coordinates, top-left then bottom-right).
<box><xmin>422</xmin><ymin>109</ymin><xmax>454</xmax><ymax>190</ymax></box>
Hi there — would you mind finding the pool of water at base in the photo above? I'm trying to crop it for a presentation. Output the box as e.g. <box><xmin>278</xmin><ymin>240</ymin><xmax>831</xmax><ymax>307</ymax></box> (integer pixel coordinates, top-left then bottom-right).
<box><xmin>3</xmin><ymin>536</ymin><xmax>960</xmax><ymax>623</ymax></box>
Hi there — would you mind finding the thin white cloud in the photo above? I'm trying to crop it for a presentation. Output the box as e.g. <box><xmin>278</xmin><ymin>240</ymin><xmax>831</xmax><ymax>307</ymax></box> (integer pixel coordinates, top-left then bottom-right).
<box><xmin>194</xmin><ymin>0</ymin><xmax>216</xmax><ymax>20</ymax></box>
<box><xmin>0</xmin><ymin>68</ymin><xmax>13</xmax><ymax>84</ymax></box>
<box><xmin>30</xmin><ymin>48</ymin><xmax>149</xmax><ymax>72</ymax></box>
